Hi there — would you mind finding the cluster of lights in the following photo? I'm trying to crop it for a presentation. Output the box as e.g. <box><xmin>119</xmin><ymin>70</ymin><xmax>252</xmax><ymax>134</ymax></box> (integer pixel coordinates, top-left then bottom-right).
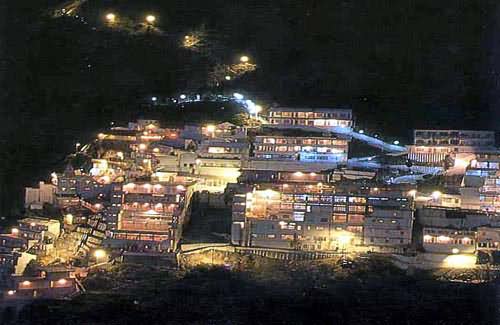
<box><xmin>105</xmin><ymin>12</ymin><xmax>156</xmax><ymax>25</ymax></box>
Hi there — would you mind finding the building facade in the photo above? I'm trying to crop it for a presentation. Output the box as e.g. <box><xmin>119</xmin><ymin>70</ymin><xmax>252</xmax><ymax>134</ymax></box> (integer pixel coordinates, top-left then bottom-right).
<box><xmin>267</xmin><ymin>107</ymin><xmax>353</xmax><ymax>130</ymax></box>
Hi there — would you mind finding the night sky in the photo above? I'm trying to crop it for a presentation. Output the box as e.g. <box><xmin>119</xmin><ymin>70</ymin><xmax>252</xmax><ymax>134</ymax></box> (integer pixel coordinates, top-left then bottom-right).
<box><xmin>0</xmin><ymin>0</ymin><xmax>498</xmax><ymax>215</ymax></box>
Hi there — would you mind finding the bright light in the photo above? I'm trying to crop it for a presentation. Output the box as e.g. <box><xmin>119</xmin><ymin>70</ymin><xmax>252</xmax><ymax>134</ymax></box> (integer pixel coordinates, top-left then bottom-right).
<box><xmin>293</xmin><ymin>171</ymin><xmax>304</xmax><ymax>177</ymax></box>
<box><xmin>145</xmin><ymin>15</ymin><xmax>156</xmax><ymax>23</ymax></box>
<box><xmin>359</xmin><ymin>130</ymin><xmax>364</xmax><ymax>134</ymax></box>
<box><xmin>233</xmin><ymin>93</ymin><xmax>244</xmax><ymax>100</ymax></box>
<box><xmin>151</xmin><ymin>96</ymin><xmax>157</xmax><ymax>101</ymax></box>
<box><xmin>393</xmin><ymin>140</ymin><xmax>400</xmax><ymax>145</ymax></box>
<box><xmin>176</xmin><ymin>185</ymin><xmax>186</xmax><ymax>191</ymax></box>
<box><xmin>98</xmin><ymin>133</ymin><xmax>105</xmax><ymax>140</ymax></box>
<box><xmin>408</xmin><ymin>189</ymin><xmax>417</xmax><ymax>197</ymax></box>
<box><xmin>7</xmin><ymin>290</ymin><xmax>15</xmax><ymax>296</ymax></box>
<box><xmin>337</xmin><ymin>234</ymin><xmax>352</xmax><ymax>246</ymax></box>
<box><xmin>105</xmin><ymin>13</ymin><xmax>116</xmax><ymax>23</ymax></box>
<box><xmin>452</xmin><ymin>248</ymin><xmax>460</xmax><ymax>254</ymax></box>
<box><xmin>180</xmin><ymin>94</ymin><xmax>187</xmax><ymax>100</ymax></box>
<box><xmin>442</xmin><ymin>254</ymin><xmax>476</xmax><ymax>268</ymax></box>
<box><xmin>116</xmin><ymin>151</ymin><xmax>124</xmax><ymax>159</ymax></box>
<box><xmin>423</xmin><ymin>234</ymin><xmax>432</xmax><ymax>241</ymax></box>
<box><xmin>22</xmin><ymin>281</ymin><xmax>31</xmax><ymax>286</ymax></box>
<box><xmin>206</xmin><ymin>125</ymin><xmax>216</xmax><ymax>133</ymax></box>
<box><xmin>225</xmin><ymin>75</ymin><xmax>231</xmax><ymax>81</ymax></box>
<box><xmin>240</xmin><ymin>55</ymin><xmax>250</xmax><ymax>63</ymax></box>
<box><xmin>431</xmin><ymin>191</ymin><xmax>442</xmax><ymax>200</ymax></box>
<box><xmin>254</xmin><ymin>105</ymin><xmax>262</xmax><ymax>114</ymax></box>
<box><xmin>11</xmin><ymin>228</ymin><xmax>19</xmax><ymax>235</ymax></box>
<box><xmin>262</xmin><ymin>189</ymin><xmax>278</xmax><ymax>198</ymax></box>
<box><xmin>94</xmin><ymin>249</ymin><xmax>106</xmax><ymax>259</ymax></box>
<box><xmin>57</xmin><ymin>278</ymin><xmax>67</xmax><ymax>285</ymax></box>
<box><xmin>153</xmin><ymin>148</ymin><xmax>160</xmax><ymax>153</ymax></box>
<box><xmin>195</xmin><ymin>158</ymin><xmax>202</xmax><ymax>165</ymax></box>
<box><xmin>139</xmin><ymin>143</ymin><xmax>147</xmax><ymax>151</ymax></box>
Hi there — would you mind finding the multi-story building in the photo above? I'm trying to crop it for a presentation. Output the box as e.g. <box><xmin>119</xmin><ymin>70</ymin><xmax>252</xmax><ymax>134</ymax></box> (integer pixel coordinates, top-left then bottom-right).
<box><xmin>418</xmin><ymin>206</ymin><xmax>499</xmax><ymax>254</ymax></box>
<box><xmin>231</xmin><ymin>182</ymin><xmax>412</xmax><ymax>251</ymax></box>
<box><xmin>253</xmin><ymin>133</ymin><xmax>348</xmax><ymax>163</ymax></box>
<box><xmin>105</xmin><ymin>180</ymin><xmax>194</xmax><ymax>251</ymax></box>
<box><xmin>363</xmin><ymin>197</ymin><xmax>414</xmax><ymax>253</ymax></box>
<box><xmin>25</xmin><ymin>182</ymin><xmax>56</xmax><ymax>209</ymax></box>
<box><xmin>460</xmin><ymin>154</ymin><xmax>500</xmax><ymax>212</ymax></box>
<box><xmin>267</xmin><ymin>107</ymin><xmax>353</xmax><ymax>130</ymax></box>
<box><xmin>408</xmin><ymin>129</ymin><xmax>496</xmax><ymax>165</ymax></box>
<box><xmin>197</xmin><ymin>139</ymin><xmax>248</xmax><ymax>160</ymax></box>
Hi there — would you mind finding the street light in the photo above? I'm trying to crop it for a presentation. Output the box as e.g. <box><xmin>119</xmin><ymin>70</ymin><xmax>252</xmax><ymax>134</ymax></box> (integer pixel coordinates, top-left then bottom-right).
<box><xmin>145</xmin><ymin>15</ymin><xmax>156</xmax><ymax>24</ymax></box>
<box><xmin>240</xmin><ymin>55</ymin><xmax>249</xmax><ymax>63</ymax></box>
<box><xmin>105</xmin><ymin>13</ymin><xmax>116</xmax><ymax>23</ymax></box>
<box><xmin>94</xmin><ymin>249</ymin><xmax>106</xmax><ymax>263</ymax></box>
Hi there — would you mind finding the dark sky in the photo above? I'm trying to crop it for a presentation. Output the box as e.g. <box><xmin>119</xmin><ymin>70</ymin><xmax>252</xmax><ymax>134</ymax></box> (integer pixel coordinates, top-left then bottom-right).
<box><xmin>0</xmin><ymin>0</ymin><xmax>499</xmax><ymax>215</ymax></box>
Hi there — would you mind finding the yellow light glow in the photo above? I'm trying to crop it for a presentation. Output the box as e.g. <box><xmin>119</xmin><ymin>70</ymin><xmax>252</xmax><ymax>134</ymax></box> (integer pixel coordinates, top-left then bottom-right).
<box><xmin>408</xmin><ymin>189</ymin><xmax>417</xmax><ymax>197</ymax></box>
<box><xmin>30</xmin><ymin>222</ymin><xmax>36</xmax><ymax>227</ymax></box>
<box><xmin>240</xmin><ymin>55</ymin><xmax>249</xmax><ymax>63</ymax></box>
<box><xmin>337</xmin><ymin>235</ymin><xmax>352</xmax><ymax>246</ymax></box>
<box><xmin>153</xmin><ymin>148</ymin><xmax>160</xmax><ymax>153</ymax></box>
<box><xmin>57</xmin><ymin>278</ymin><xmax>67</xmax><ymax>285</ymax></box>
<box><xmin>423</xmin><ymin>234</ymin><xmax>432</xmax><ymax>241</ymax></box>
<box><xmin>139</xmin><ymin>143</ymin><xmax>147</xmax><ymax>150</ymax></box>
<box><xmin>11</xmin><ymin>228</ymin><xmax>19</xmax><ymax>235</ymax></box>
<box><xmin>98</xmin><ymin>133</ymin><xmax>105</xmax><ymax>140</ymax></box>
<box><xmin>254</xmin><ymin>105</ymin><xmax>262</xmax><ymax>113</ymax></box>
<box><xmin>105</xmin><ymin>13</ymin><xmax>116</xmax><ymax>22</ymax></box>
<box><xmin>206</xmin><ymin>124</ymin><xmax>216</xmax><ymax>133</ymax></box>
<box><xmin>146</xmin><ymin>15</ymin><xmax>156</xmax><ymax>23</ymax></box>
<box><xmin>116</xmin><ymin>151</ymin><xmax>124</xmax><ymax>159</ymax></box>
<box><xmin>442</xmin><ymin>254</ymin><xmax>476</xmax><ymax>268</ymax></box>
<box><xmin>22</xmin><ymin>281</ymin><xmax>31</xmax><ymax>286</ymax></box>
<box><xmin>452</xmin><ymin>248</ymin><xmax>460</xmax><ymax>254</ymax></box>
<box><xmin>262</xmin><ymin>189</ymin><xmax>278</xmax><ymax>198</ymax></box>
<box><xmin>94</xmin><ymin>249</ymin><xmax>106</xmax><ymax>259</ymax></box>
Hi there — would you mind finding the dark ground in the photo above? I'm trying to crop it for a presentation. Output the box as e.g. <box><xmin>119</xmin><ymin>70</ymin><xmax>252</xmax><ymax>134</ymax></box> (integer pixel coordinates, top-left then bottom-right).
<box><xmin>3</xmin><ymin>257</ymin><xmax>497</xmax><ymax>325</ymax></box>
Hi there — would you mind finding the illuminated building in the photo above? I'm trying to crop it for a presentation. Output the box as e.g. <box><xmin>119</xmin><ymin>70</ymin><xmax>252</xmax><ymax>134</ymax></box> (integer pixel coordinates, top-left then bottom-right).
<box><xmin>24</xmin><ymin>181</ymin><xmax>56</xmax><ymax>209</ymax></box>
<box><xmin>5</xmin><ymin>266</ymin><xmax>77</xmax><ymax>300</ymax></box>
<box><xmin>231</xmin><ymin>183</ymin><xmax>412</xmax><ymax>251</ymax></box>
<box><xmin>267</xmin><ymin>107</ymin><xmax>353</xmax><ymax>130</ymax></box>
<box><xmin>253</xmin><ymin>134</ymin><xmax>348</xmax><ymax>163</ymax></box>
<box><xmin>105</xmin><ymin>181</ymin><xmax>194</xmax><ymax>251</ymax></box>
<box><xmin>408</xmin><ymin>129</ymin><xmax>496</xmax><ymax>165</ymax></box>
<box><xmin>363</xmin><ymin>197</ymin><xmax>414</xmax><ymax>253</ymax></box>
<box><xmin>418</xmin><ymin>206</ymin><xmax>495</xmax><ymax>254</ymax></box>
<box><xmin>198</xmin><ymin>139</ymin><xmax>249</xmax><ymax>160</ymax></box>
<box><xmin>460</xmin><ymin>154</ymin><xmax>500</xmax><ymax>212</ymax></box>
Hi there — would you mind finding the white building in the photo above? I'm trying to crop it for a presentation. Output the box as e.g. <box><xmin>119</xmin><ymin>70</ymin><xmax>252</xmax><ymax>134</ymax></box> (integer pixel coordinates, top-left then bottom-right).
<box><xmin>25</xmin><ymin>182</ymin><xmax>56</xmax><ymax>209</ymax></box>
<box><xmin>267</xmin><ymin>107</ymin><xmax>353</xmax><ymax>130</ymax></box>
<box><xmin>408</xmin><ymin>129</ymin><xmax>496</xmax><ymax>165</ymax></box>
